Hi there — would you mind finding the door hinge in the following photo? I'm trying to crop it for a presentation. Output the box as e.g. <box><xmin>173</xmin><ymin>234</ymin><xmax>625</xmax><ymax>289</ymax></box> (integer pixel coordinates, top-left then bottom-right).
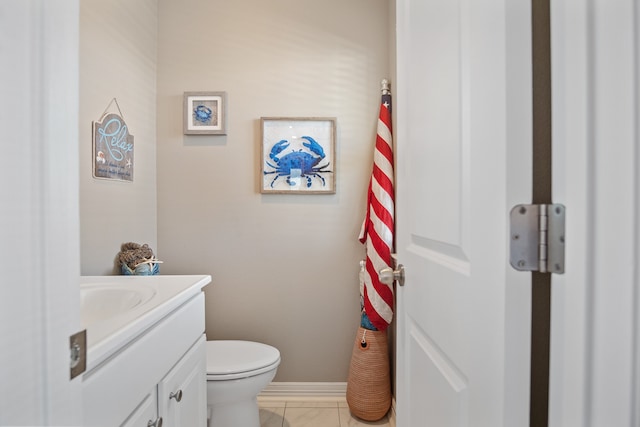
<box><xmin>509</xmin><ymin>204</ymin><xmax>565</xmax><ymax>274</ymax></box>
<box><xmin>69</xmin><ymin>329</ymin><xmax>87</xmax><ymax>379</ymax></box>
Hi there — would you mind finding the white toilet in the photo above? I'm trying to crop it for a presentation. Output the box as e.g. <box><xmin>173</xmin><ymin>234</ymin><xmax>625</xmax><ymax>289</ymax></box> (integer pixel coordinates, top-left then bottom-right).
<box><xmin>205</xmin><ymin>340</ymin><xmax>281</xmax><ymax>427</ymax></box>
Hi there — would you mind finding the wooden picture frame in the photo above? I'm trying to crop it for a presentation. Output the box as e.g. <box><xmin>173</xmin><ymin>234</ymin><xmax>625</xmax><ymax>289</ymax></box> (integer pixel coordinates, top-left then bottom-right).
<box><xmin>183</xmin><ymin>91</ymin><xmax>227</xmax><ymax>135</ymax></box>
<box><xmin>260</xmin><ymin>117</ymin><xmax>336</xmax><ymax>194</ymax></box>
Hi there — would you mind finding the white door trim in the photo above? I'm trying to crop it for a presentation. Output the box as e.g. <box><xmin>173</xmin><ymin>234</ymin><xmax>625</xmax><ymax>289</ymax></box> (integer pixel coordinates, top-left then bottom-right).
<box><xmin>550</xmin><ymin>0</ymin><xmax>640</xmax><ymax>425</ymax></box>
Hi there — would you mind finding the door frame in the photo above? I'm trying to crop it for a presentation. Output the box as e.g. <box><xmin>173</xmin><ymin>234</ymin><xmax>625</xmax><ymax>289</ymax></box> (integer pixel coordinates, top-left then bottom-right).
<box><xmin>549</xmin><ymin>0</ymin><xmax>640</xmax><ymax>425</ymax></box>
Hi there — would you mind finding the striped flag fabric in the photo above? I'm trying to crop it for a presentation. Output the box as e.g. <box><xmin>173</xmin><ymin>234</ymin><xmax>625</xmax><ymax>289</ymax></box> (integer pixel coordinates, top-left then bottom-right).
<box><xmin>358</xmin><ymin>80</ymin><xmax>395</xmax><ymax>332</ymax></box>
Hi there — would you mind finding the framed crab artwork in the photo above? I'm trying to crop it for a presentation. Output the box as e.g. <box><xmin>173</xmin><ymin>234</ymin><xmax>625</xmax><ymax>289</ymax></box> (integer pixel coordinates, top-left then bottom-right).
<box><xmin>260</xmin><ymin>117</ymin><xmax>336</xmax><ymax>194</ymax></box>
<box><xmin>183</xmin><ymin>91</ymin><xmax>227</xmax><ymax>135</ymax></box>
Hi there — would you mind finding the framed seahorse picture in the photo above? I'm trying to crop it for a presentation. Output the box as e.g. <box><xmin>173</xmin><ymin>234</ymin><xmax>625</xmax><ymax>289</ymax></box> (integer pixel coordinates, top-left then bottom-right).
<box><xmin>183</xmin><ymin>91</ymin><xmax>227</xmax><ymax>135</ymax></box>
<box><xmin>260</xmin><ymin>117</ymin><xmax>336</xmax><ymax>194</ymax></box>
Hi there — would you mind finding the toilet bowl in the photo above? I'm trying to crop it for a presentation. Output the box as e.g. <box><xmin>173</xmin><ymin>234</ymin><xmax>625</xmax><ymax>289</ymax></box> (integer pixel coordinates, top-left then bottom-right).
<box><xmin>206</xmin><ymin>340</ymin><xmax>280</xmax><ymax>427</ymax></box>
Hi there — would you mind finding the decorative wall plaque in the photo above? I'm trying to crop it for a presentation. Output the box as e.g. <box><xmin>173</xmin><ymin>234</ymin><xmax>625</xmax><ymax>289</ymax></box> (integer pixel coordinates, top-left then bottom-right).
<box><xmin>92</xmin><ymin>99</ymin><xmax>134</xmax><ymax>182</ymax></box>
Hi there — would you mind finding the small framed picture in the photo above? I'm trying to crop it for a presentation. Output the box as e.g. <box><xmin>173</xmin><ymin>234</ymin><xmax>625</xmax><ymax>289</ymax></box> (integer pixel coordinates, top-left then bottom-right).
<box><xmin>261</xmin><ymin>117</ymin><xmax>336</xmax><ymax>194</ymax></box>
<box><xmin>183</xmin><ymin>91</ymin><xmax>227</xmax><ymax>135</ymax></box>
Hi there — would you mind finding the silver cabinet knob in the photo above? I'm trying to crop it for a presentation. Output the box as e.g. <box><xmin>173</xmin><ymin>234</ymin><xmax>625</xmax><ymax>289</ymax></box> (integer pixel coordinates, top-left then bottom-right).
<box><xmin>147</xmin><ymin>418</ymin><xmax>163</xmax><ymax>427</ymax></box>
<box><xmin>169</xmin><ymin>390</ymin><xmax>183</xmax><ymax>402</ymax></box>
<box><xmin>379</xmin><ymin>264</ymin><xmax>405</xmax><ymax>286</ymax></box>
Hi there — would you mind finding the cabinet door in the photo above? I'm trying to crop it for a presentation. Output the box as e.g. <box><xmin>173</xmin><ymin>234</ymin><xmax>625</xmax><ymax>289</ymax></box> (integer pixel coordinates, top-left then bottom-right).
<box><xmin>120</xmin><ymin>387</ymin><xmax>159</xmax><ymax>427</ymax></box>
<box><xmin>158</xmin><ymin>335</ymin><xmax>207</xmax><ymax>427</ymax></box>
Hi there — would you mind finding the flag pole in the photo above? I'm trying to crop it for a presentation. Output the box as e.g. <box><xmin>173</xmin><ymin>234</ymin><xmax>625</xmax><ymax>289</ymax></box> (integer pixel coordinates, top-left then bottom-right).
<box><xmin>381</xmin><ymin>79</ymin><xmax>391</xmax><ymax>115</ymax></box>
<box><xmin>381</xmin><ymin>78</ymin><xmax>390</xmax><ymax>95</ymax></box>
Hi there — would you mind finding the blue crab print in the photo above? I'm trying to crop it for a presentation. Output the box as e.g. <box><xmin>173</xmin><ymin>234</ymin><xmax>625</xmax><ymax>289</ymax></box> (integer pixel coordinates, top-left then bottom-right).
<box><xmin>193</xmin><ymin>105</ymin><xmax>212</xmax><ymax>124</ymax></box>
<box><xmin>264</xmin><ymin>136</ymin><xmax>332</xmax><ymax>188</ymax></box>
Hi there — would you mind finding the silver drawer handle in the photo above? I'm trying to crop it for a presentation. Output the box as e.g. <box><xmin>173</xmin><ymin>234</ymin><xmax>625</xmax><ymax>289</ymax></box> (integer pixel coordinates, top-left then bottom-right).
<box><xmin>147</xmin><ymin>417</ymin><xmax>163</xmax><ymax>427</ymax></box>
<box><xmin>169</xmin><ymin>390</ymin><xmax>183</xmax><ymax>402</ymax></box>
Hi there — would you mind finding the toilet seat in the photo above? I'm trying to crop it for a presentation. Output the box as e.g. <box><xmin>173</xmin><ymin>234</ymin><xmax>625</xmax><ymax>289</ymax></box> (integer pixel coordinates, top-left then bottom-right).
<box><xmin>206</xmin><ymin>340</ymin><xmax>281</xmax><ymax>381</ymax></box>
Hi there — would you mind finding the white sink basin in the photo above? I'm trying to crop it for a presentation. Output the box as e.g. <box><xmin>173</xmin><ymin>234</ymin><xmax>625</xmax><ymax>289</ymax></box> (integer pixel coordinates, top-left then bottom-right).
<box><xmin>80</xmin><ymin>284</ymin><xmax>156</xmax><ymax>327</ymax></box>
<box><xmin>80</xmin><ymin>275</ymin><xmax>211</xmax><ymax>371</ymax></box>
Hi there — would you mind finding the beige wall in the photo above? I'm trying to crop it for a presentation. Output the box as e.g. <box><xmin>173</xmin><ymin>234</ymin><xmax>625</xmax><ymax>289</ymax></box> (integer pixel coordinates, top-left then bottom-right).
<box><xmin>157</xmin><ymin>0</ymin><xmax>390</xmax><ymax>381</ymax></box>
<box><xmin>79</xmin><ymin>0</ymin><xmax>390</xmax><ymax>382</ymax></box>
<box><xmin>79</xmin><ymin>0</ymin><xmax>158</xmax><ymax>275</ymax></box>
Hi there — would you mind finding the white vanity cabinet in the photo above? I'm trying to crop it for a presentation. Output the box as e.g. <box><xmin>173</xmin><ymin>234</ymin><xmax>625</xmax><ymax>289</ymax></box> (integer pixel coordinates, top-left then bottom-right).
<box><xmin>81</xmin><ymin>276</ymin><xmax>210</xmax><ymax>427</ymax></box>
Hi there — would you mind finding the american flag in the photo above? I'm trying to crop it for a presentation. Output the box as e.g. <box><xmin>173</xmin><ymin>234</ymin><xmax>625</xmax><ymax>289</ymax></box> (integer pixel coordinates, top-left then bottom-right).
<box><xmin>358</xmin><ymin>80</ymin><xmax>395</xmax><ymax>332</ymax></box>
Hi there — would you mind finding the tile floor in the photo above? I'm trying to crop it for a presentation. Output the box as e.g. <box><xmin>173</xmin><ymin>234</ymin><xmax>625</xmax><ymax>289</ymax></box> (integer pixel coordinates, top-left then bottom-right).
<box><xmin>258</xmin><ymin>397</ymin><xmax>395</xmax><ymax>427</ymax></box>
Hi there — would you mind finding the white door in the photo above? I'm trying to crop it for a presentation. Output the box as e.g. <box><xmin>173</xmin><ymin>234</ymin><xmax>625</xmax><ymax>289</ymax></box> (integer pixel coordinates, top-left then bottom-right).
<box><xmin>394</xmin><ymin>0</ymin><xmax>533</xmax><ymax>425</ymax></box>
<box><xmin>0</xmin><ymin>1</ymin><xmax>82</xmax><ymax>425</ymax></box>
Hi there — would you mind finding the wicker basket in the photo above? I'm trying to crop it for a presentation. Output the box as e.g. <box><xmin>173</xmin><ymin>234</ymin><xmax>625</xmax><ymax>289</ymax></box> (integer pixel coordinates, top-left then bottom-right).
<box><xmin>346</xmin><ymin>326</ymin><xmax>391</xmax><ymax>421</ymax></box>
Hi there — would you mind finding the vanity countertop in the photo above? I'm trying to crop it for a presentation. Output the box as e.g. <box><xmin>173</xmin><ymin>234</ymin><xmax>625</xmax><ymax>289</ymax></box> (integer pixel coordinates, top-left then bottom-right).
<box><xmin>81</xmin><ymin>274</ymin><xmax>211</xmax><ymax>372</ymax></box>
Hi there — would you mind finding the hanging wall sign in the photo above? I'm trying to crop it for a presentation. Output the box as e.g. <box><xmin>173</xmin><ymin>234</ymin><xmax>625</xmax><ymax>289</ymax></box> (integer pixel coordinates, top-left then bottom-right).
<box><xmin>92</xmin><ymin>102</ymin><xmax>134</xmax><ymax>182</ymax></box>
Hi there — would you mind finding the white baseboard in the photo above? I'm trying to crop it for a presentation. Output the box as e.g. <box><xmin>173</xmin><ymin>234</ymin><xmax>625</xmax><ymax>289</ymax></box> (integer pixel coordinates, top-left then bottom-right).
<box><xmin>259</xmin><ymin>382</ymin><xmax>347</xmax><ymax>399</ymax></box>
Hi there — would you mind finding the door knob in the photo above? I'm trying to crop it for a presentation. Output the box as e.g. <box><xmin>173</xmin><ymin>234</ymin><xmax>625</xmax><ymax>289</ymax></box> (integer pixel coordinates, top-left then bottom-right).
<box><xmin>379</xmin><ymin>264</ymin><xmax>405</xmax><ymax>286</ymax></box>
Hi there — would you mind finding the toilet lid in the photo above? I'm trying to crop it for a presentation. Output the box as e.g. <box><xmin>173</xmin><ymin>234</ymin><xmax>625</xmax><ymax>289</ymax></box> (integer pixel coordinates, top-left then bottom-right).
<box><xmin>206</xmin><ymin>340</ymin><xmax>280</xmax><ymax>378</ymax></box>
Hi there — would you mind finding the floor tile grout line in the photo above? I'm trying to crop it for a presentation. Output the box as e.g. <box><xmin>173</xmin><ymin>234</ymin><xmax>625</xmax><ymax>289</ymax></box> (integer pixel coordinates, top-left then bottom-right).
<box><xmin>281</xmin><ymin>404</ymin><xmax>286</xmax><ymax>427</ymax></box>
